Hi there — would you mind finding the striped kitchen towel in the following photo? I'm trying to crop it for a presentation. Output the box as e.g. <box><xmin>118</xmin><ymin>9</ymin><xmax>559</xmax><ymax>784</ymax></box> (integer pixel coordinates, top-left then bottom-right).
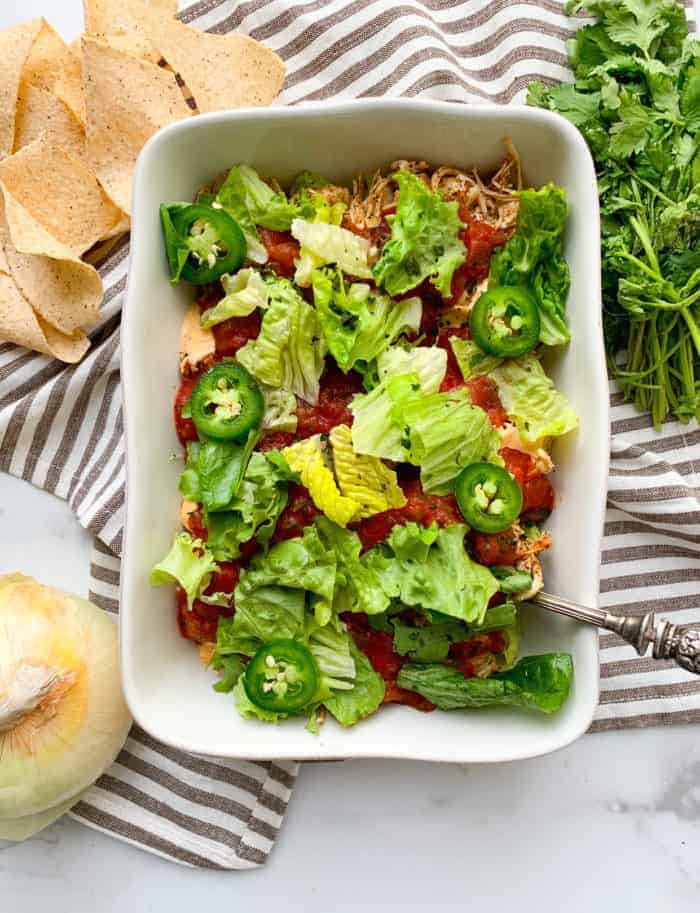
<box><xmin>1</xmin><ymin>0</ymin><xmax>698</xmax><ymax>869</ymax></box>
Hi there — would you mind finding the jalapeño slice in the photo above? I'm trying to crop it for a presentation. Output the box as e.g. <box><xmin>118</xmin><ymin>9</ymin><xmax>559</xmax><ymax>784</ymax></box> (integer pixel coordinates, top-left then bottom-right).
<box><xmin>190</xmin><ymin>362</ymin><xmax>264</xmax><ymax>441</ymax></box>
<box><xmin>160</xmin><ymin>202</ymin><xmax>246</xmax><ymax>285</ymax></box>
<box><xmin>244</xmin><ymin>640</ymin><xmax>319</xmax><ymax>714</ymax></box>
<box><xmin>470</xmin><ymin>286</ymin><xmax>540</xmax><ymax>358</ymax></box>
<box><xmin>455</xmin><ymin>462</ymin><xmax>522</xmax><ymax>533</ymax></box>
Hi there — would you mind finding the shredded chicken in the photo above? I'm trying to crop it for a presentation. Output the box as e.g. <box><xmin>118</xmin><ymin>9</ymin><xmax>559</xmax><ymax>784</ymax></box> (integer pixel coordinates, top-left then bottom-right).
<box><xmin>471</xmin><ymin>652</ymin><xmax>501</xmax><ymax>679</ymax></box>
<box><xmin>514</xmin><ymin>554</ymin><xmax>545</xmax><ymax>601</ymax></box>
<box><xmin>199</xmin><ymin>642</ymin><xmax>216</xmax><ymax>666</ymax></box>
<box><xmin>512</xmin><ymin>522</ymin><xmax>552</xmax><ymax>560</ymax></box>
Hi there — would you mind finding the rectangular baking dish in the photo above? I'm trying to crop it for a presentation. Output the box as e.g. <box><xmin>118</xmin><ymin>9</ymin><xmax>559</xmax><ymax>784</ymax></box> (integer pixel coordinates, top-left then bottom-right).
<box><xmin>121</xmin><ymin>99</ymin><xmax>607</xmax><ymax>761</ymax></box>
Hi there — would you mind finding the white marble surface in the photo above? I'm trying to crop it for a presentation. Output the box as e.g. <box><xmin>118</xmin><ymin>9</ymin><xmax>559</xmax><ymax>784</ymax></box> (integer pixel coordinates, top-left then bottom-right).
<box><xmin>3</xmin><ymin>1</ymin><xmax>700</xmax><ymax>909</ymax></box>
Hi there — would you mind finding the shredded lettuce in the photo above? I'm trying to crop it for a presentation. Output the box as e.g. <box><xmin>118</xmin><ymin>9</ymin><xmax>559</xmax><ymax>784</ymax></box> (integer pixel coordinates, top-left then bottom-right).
<box><xmin>200</xmin><ymin>268</ymin><xmax>269</xmax><ymax>326</ymax></box>
<box><xmin>308</xmin><ymin>624</ymin><xmax>356</xmax><ymax>691</ymax></box>
<box><xmin>315</xmin><ymin>516</ymin><xmax>390</xmax><ymax>616</ymax></box>
<box><xmin>489</xmin><ymin>184</ymin><xmax>570</xmax><ymax>346</ymax></box>
<box><xmin>311</xmin><ymin>266</ymin><xmax>421</xmax><ymax>371</ymax></box>
<box><xmin>233</xmin><ymin>677</ymin><xmax>288</xmax><ymax>723</ymax></box>
<box><xmin>392</xmin><ymin>618</ymin><xmax>470</xmax><ymax>662</ymax></box>
<box><xmin>237</xmin><ymin>275</ymin><xmax>326</xmax><ymax>404</ymax></box>
<box><xmin>349</xmin><ymin>346</ymin><xmax>447</xmax><ymax>461</ymax></box>
<box><xmin>364</xmin><ymin>523</ymin><xmax>499</xmax><ymax>624</ymax></box>
<box><xmin>204</xmin><ymin>451</ymin><xmax>294</xmax><ymax>560</ymax></box>
<box><xmin>397</xmin><ymin>653</ymin><xmax>573</xmax><ymax>713</ymax></box>
<box><xmin>489</xmin><ymin>356</ymin><xmax>579</xmax><ymax>443</ymax></box>
<box><xmin>218</xmin><ymin>163</ymin><xmax>299</xmax><ymax>230</ymax></box>
<box><xmin>150</xmin><ymin>532</ymin><xmax>217</xmax><ymax>610</ymax></box>
<box><xmin>261</xmin><ymin>385</ymin><xmax>298</xmax><ymax>433</ymax></box>
<box><xmin>282</xmin><ymin>428</ymin><xmax>405</xmax><ymax>526</ymax></box>
<box><xmin>372</xmin><ymin>171</ymin><xmax>465</xmax><ymax>297</ymax></box>
<box><xmin>291</xmin><ymin>218</ymin><xmax>373</xmax><ymax>286</ymax></box>
<box><xmin>329</xmin><ymin>424</ymin><xmax>406</xmax><ymax>519</ymax></box>
<box><xmin>450</xmin><ymin>336</ymin><xmax>503</xmax><ymax>381</ymax></box>
<box><xmin>390</xmin><ymin>382</ymin><xmax>502</xmax><ymax>494</ymax></box>
<box><xmin>324</xmin><ymin>640</ymin><xmax>385</xmax><ymax>727</ymax></box>
<box><xmin>185</xmin><ymin>431</ymin><xmax>257</xmax><ymax>513</ymax></box>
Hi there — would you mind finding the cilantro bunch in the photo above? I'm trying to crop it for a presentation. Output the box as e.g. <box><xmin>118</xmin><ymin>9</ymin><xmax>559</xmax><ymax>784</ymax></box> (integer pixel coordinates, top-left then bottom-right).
<box><xmin>529</xmin><ymin>0</ymin><xmax>700</xmax><ymax>428</ymax></box>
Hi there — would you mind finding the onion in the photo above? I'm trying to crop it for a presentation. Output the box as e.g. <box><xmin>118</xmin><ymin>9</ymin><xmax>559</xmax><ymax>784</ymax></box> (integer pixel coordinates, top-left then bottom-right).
<box><xmin>0</xmin><ymin>574</ymin><xmax>132</xmax><ymax>840</ymax></box>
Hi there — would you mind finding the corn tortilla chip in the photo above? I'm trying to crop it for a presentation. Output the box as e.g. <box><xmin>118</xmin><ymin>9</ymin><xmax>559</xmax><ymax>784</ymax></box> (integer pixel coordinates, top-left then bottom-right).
<box><xmin>82</xmin><ymin>37</ymin><xmax>192</xmax><ymax>214</ymax></box>
<box><xmin>54</xmin><ymin>39</ymin><xmax>86</xmax><ymax>125</ymax></box>
<box><xmin>22</xmin><ymin>19</ymin><xmax>72</xmax><ymax>94</ymax></box>
<box><xmin>0</xmin><ymin>271</ymin><xmax>89</xmax><ymax>363</ymax></box>
<box><xmin>83</xmin><ymin>0</ymin><xmax>164</xmax><ymax>62</ymax></box>
<box><xmin>0</xmin><ymin>137</ymin><xmax>122</xmax><ymax>255</ymax></box>
<box><xmin>145</xmin><ymin>17</ymin><xmax>285</xmax><ymax>113</ymax></box>
<box><xmin>13</xmin><ymin>84</ymin><xmax>86</xmax><ymax>159</ymax></box>
<box><xmin>0</xmin><ymin>19</ymin><xmax>43</xmax><ymax>158</ymax></box>
<box><xmin>0</xmin><ymin>187</ymin><xmax>103</xmax><ymax>335</ymax></box>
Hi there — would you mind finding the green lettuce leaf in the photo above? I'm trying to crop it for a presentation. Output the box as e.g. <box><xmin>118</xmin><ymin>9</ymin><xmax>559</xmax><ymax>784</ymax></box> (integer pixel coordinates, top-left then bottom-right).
<box><xmin>397</xmin><ymin>653</ymin><xmax>573</xmax><ymax>713</ymax></box>
<box><xmin>200</xmin><ymin>268</ymin><xmax>269</xmax><ymax>326</ymax></box>
<box><xmin>204</xmin><ymin>450</ymin><xmax>293</xmax><ymax>560</ymax></box>
<box><xmin>364</xmin><ymin>523</ymin><xmax>499</xmax><ymax>625</ymax></box>
<box><xmin>391</xmin><ymin>382</ymin><xmax>502</xmax><ymax>494</ymax></box>
<box><xmin>489</xmin><ymin>184</ymin><xmax>570</xmax><ymax>346</ymax></box>
<box><xmin>217</xmin><ymin>163</ymin><xmax>299</xmax><ymax>235</ymax></box>
<box><xmin>489</xmin><ymin>356</ymin><xmax>579</xmax><ymax>443</ymax></box>
<box><xmin>311</xmin><ymin>265</ymin><xmax>421</xmax><ymax>371</ymax></box>
<box><xmin>315</xmin><ymin>516</ymin><xmax>390</xmax><ymax>616</ymax></box>
<box><xmin>194</xmin><ymin>430</ymin><xmax>258</xmax><ymax>513</ymax></box>
<box><xmin>324</xmin><ymin>640</ymin><xmax>385</xmax><ymax>727</ymax></box>
<box><xmin>372</xmin><ymin>170</ymin><xmax>465</xmax><ymax>297</ymax></box>
<box><xmin>150</xmin><ymin>532</ymin><xmax>217</xmax><ymax>610</ymax></box>
<box><xmin>291</xmin><ymin>218</ymin><xmax>373</xmax><ymax>286</ymax></box>
<box><xmin>392</xmin><ymin>619</ymin><xmax>469</xmax><ymax>662</ymax></box>
<box><xmin>237</xmin><ymin>275</ymin><xmax>326</xmax><ymax>404</ymax></box>
<box><xmin>349</xmin><ymin>346</ymin><xmax>447</xmax><ymax>461</ymax></box>
<box><xmin>233</xmin><ymin>523</ymin><xmax>338</xmax><ymax>639</ymax></box>
<box><xmin>450</xmin><ymin>337</ymin><xmax>503</xmax><ymax>381</ymax></box>
<box><xmin>261</xmin><ymin>385</ymin><xmax>298</xmax><ymax>433</ymax></box>
<box><xmin>308</xmin><ymin>623</ymin><xmax>356</xmax><ymax>691</ymax></box>
<box><xmin>211</xmin><ymin>654</ymin><xmax>246</xmax><ymax>693</ymax></box>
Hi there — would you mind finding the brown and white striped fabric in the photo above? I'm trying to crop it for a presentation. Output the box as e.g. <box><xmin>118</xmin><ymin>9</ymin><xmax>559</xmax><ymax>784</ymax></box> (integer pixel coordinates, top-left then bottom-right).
<box><xmin>0</xmin><ymin>0</ymin><xmax>697</xmax><ymax>868</ymax></box>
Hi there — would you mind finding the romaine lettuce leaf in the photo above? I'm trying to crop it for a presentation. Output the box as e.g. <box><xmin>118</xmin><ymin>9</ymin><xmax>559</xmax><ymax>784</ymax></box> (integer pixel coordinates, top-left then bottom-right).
<box><xmin>364</xmin><ymin>523</ymin><xmax>499</xmax><ymax>624</ymax></box>
<box><xmin>237</xmin><ymin>275</ymin><xmax>326</xmax><ymax>404</ymax></box>
<box><xmin>234</xmin><ymin>523</ymin><xmax>338</xmax><ymax>634</ymax></box>
<box><xmin>194</xmin><ymin>430</ymin><xmax>258</xmax><ymax>513</ymax></box>
<box><xmin>218</xmin><ymin>163</ymin><xmax>299</xmax><ymax>231</ymax></box>
<box><xmin>450</xmin><ymin>337</ymin><xmax>503</xmax><ymax>380</ymax></box>
<box><xmin>349</xmin><ymin>345</ymin><xmax>447</xmax><ymax>461</ymax></box>
<box><xmin>311</xmin><ymin>266</ymin><xmax>421</xmax><ymax>371</ymax></box>
<box><xmin>397</xmin><ymin>653</ymin><xmax>573</xmax><ymax>713</ymax></box>
<box><xmin>200</xmin><ymin>268</ymin><xmax>269</xmax><ymax>326</ymax></box>
<box><xmin>390</xmin><ymin>382</ymin><xmax>502</xmax><ymax>494</ymax></box>
<box><xmin>329</xmin><ymin>424</ymin><xmax>406</xmax><ymax>519</ymax></box>
<box><xmin>392</xmin><ymin>619</ymin><xmax>469</xmax><ymax>662</ymax></box>
<box><xmin>315</xmin><ymin>516</ymin><xmax>390</xmax><ymax>616</ymax></box>
<box><xmin>150</xmin><ymin>532</ymin><xmax>217</xmax><ymax>610</ymax></box>
<box><xmin>291</xmin><ymin>218</ymin><xmax>373</xmax><ymax>286</ymax></box>
<box><xmin>324</xmin><ymin>640</ymin><xmax>385</xmax><ymax>727</ymax></box>
<box><xmin>211</xmin><ymin>654</ymin><xmax>246</xmax><ymax>693</ymax></box>
<box><xmin>289</xmin><ymin>171</ymin><xmax>347</xmax><ymax>225</ymax></box>
<box><xmin>308</xmin><ymin>623</ymin><xmax>356</xmax><ymax>691</ymax></box>
<box><xmin>489</xmin><ymin>356</ymin><xmax>579</xmax><ymax>443</ymax></box>
<box><xmin>282</xmin><ymin>436</ymin><xmax>359</xmax><ymax>527</ymax></box>
<box><xmin>204</xmin><ymin>451</ymin><xmax>293</xmax><ymax>560</ymax></box>
<box><xmin>261</xmin><ymin>385</ymin><xmax>298</xmax><ymax>433</ymax></box>
<box><xmin>372</xmin><ymin>171</ymin><xmax>465</xmax><ymax>297</ymax></box>
<box><xmin>488</xmin><ymin>184</ymin><xmax>570</xmax><ymax>346</ymax></box>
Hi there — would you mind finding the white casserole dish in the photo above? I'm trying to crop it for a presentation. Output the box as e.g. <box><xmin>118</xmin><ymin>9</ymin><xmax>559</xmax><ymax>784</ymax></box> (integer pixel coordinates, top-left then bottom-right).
<box><xmin>121</xmin><ymin>99</ymin><xmax>607</xmax><ymax>762</ymax></box>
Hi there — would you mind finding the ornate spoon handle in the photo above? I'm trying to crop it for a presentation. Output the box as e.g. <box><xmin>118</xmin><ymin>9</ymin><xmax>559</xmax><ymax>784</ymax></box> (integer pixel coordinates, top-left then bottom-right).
<box><xmin>533</xmin><ymin>592</ymin><xmax>700</xmax><ymax>675</ymax></box>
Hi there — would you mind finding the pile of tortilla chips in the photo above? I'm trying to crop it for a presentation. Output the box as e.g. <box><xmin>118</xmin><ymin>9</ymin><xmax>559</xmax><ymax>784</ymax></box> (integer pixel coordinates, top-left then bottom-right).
<box><xmin>0</xmin><ymin>1</ymin><xmax>285</xmax><ymax>362</ymax></box>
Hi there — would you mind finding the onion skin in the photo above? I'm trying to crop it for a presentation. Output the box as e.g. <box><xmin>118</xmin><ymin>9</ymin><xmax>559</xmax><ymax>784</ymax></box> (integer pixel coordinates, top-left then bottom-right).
<box><xmin>0</xmin><ymin>575</ymin><xmax>132</xmax><ymax>840</ymax></box>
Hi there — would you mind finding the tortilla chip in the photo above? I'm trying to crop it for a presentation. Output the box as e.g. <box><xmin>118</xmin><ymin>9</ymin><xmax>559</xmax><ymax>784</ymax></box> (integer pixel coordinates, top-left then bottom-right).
<box><xmin>0</xmin><ymin>19</ymin><xmax>43</xmax><ymax>157</ymax></box>
<box><xmin>83</xmin><ymin>0</ymin><xmax>163</xmax><ymax>62</ymax></box>
<box><xmin>145</xmin><ymin>17</ymin><xmax>285</xmax><ymax>113</ymax></box>
<box><xmin>0</xmin><ymin>137</ymin><xmax>122</xmax><ymax>255</ymax></box>
<box><xmin>54</xmin><ymin>39</ymin><xmax>86</xmax><ymax>125</ymax></box>
<box><xmin>0</xmin><ymin>187</ymin><xmax>103</xmax><ymax>335</ymax></box>
<box><xmin>21</xmin><ymin>19</ymin><xmax>72</xmax><ymax>94</ymax></box>
<box><xmin>147</xmin><ymin>0</ymin><xmax>179</xmax><ymax>14</ymax></box>
<box><xmin>82</xmin><ymin>37</ymin><xmax>192</xmax><ymax>214</ymax></box>
<box><xmin>0</xmin><ymin>271</ymin><xmax>89</xmax><ymax>363</ymax></box>
<box><xmin>13</xmin><ymin>84</ymin><xmax>86</xmax><ymax>159</ymax></box>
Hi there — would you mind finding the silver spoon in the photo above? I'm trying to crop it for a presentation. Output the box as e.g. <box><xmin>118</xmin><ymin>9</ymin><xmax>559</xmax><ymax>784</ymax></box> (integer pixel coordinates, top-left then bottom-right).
<box><xmin>533</xmin><ymin>592</ymin><xmax>700</xmax><ymax>675</ymax></box>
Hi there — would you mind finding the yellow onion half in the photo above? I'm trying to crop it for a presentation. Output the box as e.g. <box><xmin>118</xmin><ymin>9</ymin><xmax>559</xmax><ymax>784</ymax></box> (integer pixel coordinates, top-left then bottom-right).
<box><xmin>0</xmin><ymin>574</ymin><xmax>132</xmax><ymax>840</ymax></box>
